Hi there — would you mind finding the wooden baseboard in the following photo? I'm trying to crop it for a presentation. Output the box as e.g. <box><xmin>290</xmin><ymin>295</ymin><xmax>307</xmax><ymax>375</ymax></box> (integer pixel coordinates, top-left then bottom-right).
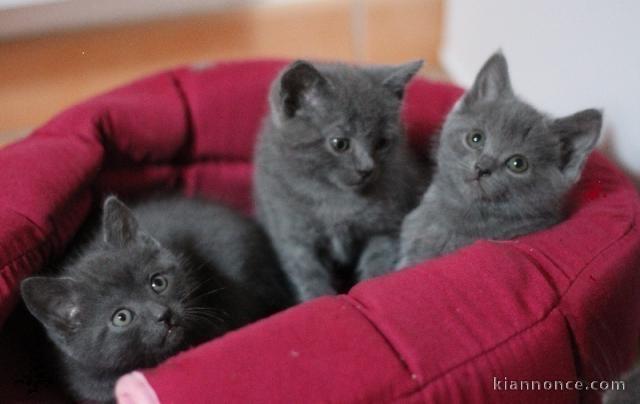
<box><xmin>0</xmin><ymin>0</ymin><xmax>444</xmax><ymax>141</ymax></box>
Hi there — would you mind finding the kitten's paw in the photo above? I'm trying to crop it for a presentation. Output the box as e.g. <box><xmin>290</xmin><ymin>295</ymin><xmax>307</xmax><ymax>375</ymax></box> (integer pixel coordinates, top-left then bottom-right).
<box><xmin>394</xmin><ymin>257</ymin><xmax>413</xmax><ymax>271</ymax></box>
<box><xmin>296</xmin><ymin>285</ymin><xmax>337</xmax><ymax>302</ymax></box>
<box><xmin>356</xmin><ymin>236</ymin><xmax>398</xmax><ymax>280</ymax></box>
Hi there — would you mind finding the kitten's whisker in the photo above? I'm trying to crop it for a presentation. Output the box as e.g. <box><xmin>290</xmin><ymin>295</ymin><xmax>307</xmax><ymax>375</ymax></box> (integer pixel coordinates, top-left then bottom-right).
<box><xmin>186</xmin><ymin>306</ymin><xmax>230</xmax><ymax>318</ymax></box>
<box><xmin>183</xmin><ymin>313</ymin><xmax>222</xmax><ymax>330</ymax></box>
<box><xmin>179</xmin><ymin>283</ymin><xmax>203</xmax><ymax>303</ymax></box>
<box><xmin>184</xmin><ymin>309</ymin><xmax>227</xmax><ymax>324</ymax></box>
<box><xmin>186</xmin><ymin>308</ymin><xmax>230</xmax><ymax>324</ymax></box>
<box><xmin>186</xmin><ymin>286</ymin><xmax>227</xmax><ymax>303</ymax></box>
<box><xmin>180</xmin><ymin>274</ymin><xmax>221</xmax><ymax>303</ymax></box>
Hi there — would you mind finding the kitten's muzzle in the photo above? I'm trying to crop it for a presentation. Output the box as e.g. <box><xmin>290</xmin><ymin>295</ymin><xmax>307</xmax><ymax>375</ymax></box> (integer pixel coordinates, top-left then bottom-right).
<box><xmin>356</xmin><ymin>168</ymin><xmax>374</xmax><ymax>181</ymax></box>
<box><xmin>148</xmin><ymin>302</ymin><xmax>177</xmax><ymax>328</ymax></box>
<box><xmin>158</xmin><ymin>311</ymin><xmax>175</xmax><ymax>327</ymax></box>
<box><xmin>474</xmin><ymin>163</ymin><xmax>492</xmax><ymax>179</ymax></box>
<box><xmin>347</xmin><ymin>168</ymin><xmax>378</xmax><ymax>189</ymax></box>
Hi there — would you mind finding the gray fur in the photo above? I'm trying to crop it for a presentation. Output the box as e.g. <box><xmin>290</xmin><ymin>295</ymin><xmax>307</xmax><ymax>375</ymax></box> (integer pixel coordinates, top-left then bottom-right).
<box><xmin>603</xmin><ymin>364</ymin><xmax>640</xmax><ymax>403</ymax></box>
<box><xmin>398</xmin><ymin>52</ymin><xmax>602</xmax><ymax>267</ymax></box>
<box><xmin>255</xmin><ymin>59</ymin><xmax>424</xmax><ymax>301</ymax></box>
<box><xmin>21</xmin><ymin>196</ymin><xmax>292</xmax><ymax>403</ymax></box>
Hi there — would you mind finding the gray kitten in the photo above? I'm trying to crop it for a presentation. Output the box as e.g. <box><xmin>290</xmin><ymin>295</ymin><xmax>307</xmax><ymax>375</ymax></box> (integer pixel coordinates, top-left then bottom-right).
<box><xmin>21</xmin><ymin>196</ymin><xmax>292</xmax><ymax>403</ymax></box>
<box><xmin>254</xmin><ymin>59</ymin><xmax>423</xmax><ymax>301</ymax></box>
<box><xmin>398</xmin><ymin>52</ymin><xmax>602</xmax><ymax>267</ymax></box>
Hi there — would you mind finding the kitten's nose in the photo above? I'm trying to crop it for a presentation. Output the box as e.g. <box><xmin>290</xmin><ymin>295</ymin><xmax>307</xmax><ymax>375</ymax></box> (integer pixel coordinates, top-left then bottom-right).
<box><xmin>148</xmin><ymin>303</ymin><xmax>173</xmax><ymax>325</ymax></box>
<box><xmin>356</xmin><ymin>168</ymin><xmax>374</xmax><ymax>179</ymax></box>
<box><xmin>474</xmin><ymin>164</ymin><xmax>492</xmax><ymax>178</ymax></box>
<box><xmin>157</xmin><ymin>309</ymin><xmax>172</xmax><ymax>324</ymax></box>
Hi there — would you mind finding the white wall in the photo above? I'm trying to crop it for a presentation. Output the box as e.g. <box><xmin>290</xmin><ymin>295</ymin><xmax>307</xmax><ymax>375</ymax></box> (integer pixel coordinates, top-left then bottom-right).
<box><xmin>441</xmin><ymin>0</ymin><xmax>640</xmax><ymax>178</ymax></box>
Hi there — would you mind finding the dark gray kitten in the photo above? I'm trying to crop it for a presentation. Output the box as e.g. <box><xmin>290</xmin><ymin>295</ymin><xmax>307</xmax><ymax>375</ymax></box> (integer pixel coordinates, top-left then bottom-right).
<box><xmin>255</xmin><ymin>59</ymin><xmax>423</xmax><ymax>301</ymax></box>
<box><xmin>398</xmin><ymin>52</ymin><xmax>602</xmax><ymax>267</ymax></box>
<box><xmin>21</xmin><ymin>196</ymin><xmax>292</xmax><ymax>403</ymax></box>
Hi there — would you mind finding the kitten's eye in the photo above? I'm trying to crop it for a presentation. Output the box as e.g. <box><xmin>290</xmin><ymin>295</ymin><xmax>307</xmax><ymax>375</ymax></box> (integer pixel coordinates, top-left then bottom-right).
<box><xmin>375</xmin><ymin>138</ymin><xmax>390</xmax><ymax>151</ymax></box>
<box><xmin>112</xmin><ymin>308</ymin><xmax>133</xmax><ymax>327</ymax></box>
<box><xmin>505</xmin><ymin>155</ymin><xmax>529</xmax><ymax>173</ymax></box>
<box><xmin>466</xmin><ymin>131</ymin><xmax>485</xmax><ymax>149</ymax></box>
<box><xmin>150</xmin><ymin>274</ymin><xmax>168</xmax><ymax>293</ymax></box>
<box><xmin>330</xmin><ymin>137</ymin><xmax>350</xmax><ymax>152</ymax></box>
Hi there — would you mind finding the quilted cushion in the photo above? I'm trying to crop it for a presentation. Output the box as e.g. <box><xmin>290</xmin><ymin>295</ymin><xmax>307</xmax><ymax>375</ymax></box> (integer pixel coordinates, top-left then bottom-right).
<box><xmin>0</xmin><ymin>60</ymin><xmax>638</xmax><ymax>403</ymax></box>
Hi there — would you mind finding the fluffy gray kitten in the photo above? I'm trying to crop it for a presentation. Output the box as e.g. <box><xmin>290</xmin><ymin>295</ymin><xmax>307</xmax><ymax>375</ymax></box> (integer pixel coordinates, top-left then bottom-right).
<box><xmin>21</xmin><ymin>196</ymin><xmax>292</xmax><ymax>403</ymax></box>
<box><xmin>254</xmin><ymin>59</ymin><xmax>423</xmax><ymax>301</ymax></box>
<box><xmin>397</xmin><ymin>52</ymin><xmax>602</xmax><ymax>267</ymax></box>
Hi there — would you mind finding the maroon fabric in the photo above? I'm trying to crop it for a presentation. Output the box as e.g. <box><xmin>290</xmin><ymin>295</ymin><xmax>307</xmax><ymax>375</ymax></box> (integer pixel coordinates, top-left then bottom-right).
<box><xmin>0</xmin><ymin>59</ymin><xmax>638</xmax><ymax>403</ymax></box>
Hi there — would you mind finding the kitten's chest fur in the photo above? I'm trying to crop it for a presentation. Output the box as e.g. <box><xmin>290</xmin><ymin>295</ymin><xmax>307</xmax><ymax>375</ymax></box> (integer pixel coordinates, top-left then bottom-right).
<box><xmin>422</xmin><ymin>182</ymin><xmax>560</xmax><ymax>240</ymax></box>
<box><xmin>289</xmin><ymin>174</ymin><xmax>407</xmax><ymax>240</ymax></box>
<box><xmin>62</xmin><ymin>357</ymin><xmax>120</xmax><ymax>403</ymax></box>
<box><xmin>321</xmin><ymin>220</ymin><xmax>362</xmax><ymax>266</ymax></box>
<box><xmin>318</xmin><ymin>187</ymin><xmax>401</xmax><ymax>231</ymax></box>
<box><xmin>257</xmin><ymin>158</ymin><xmax>410</xmax><ymax>274</ymax></box>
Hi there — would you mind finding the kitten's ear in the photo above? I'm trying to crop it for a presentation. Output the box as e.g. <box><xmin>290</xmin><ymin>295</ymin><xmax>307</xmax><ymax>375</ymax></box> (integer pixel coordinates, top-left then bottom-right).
<box><xmin>373</xmin><ymin>60</ymin><xmax>424</xmax><ymax>99</ymax></box>
<box><xmin>21</xmin><ymin>277</ymin><xmax>81</xmax><ymax>336</ymax></box>
<box><xmin>551</xmin><ymin>108</ymin><xmax>603</xmax><ymax>183</ymax></box>
<box><xmin>463</xmin><ymin>51</ymin><xmax>513</xmax><ymax>106</ymax></box>
<box><xmin>275</xmin><ymin>60</ymin><xmax>328</xmax><ymax>119</ymax></box>
<box><xmin>102</xmin><ymin>196</ymin><xmax>139</xmax><ymax>247</ymax></box>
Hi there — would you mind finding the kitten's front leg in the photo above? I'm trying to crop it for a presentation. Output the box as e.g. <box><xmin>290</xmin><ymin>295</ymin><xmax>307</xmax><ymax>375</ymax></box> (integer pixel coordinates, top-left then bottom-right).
<box><xmin>356</xmin><ymin>235</ymin><xmax>398</xmax><ymax>281</ymax></box>
<box><xmin>397</xmin><ymin>211</ymin><xmax>474</xmax><ymax>269</ymax></box>
<box><xmin>396</xmin><ymin>205</ymin><xmax>444</xmax><ymax>269</ymax></box>
<box><xmin>396</xmin><ymin>238</ymin><xmax>438</xmax><ymax>269</ymax></box>
<box><xmin>278</xmin><ymin>241</ymin><xmax>335</xmax><ymax>302</ymax></box>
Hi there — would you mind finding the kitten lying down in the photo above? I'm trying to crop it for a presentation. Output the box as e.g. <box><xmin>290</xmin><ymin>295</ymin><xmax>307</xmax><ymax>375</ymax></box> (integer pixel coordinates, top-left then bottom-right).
<box><xmin>21</xmin><ymin>196</ymin><xmax>292</xmax><ymax>403</ymax></box>
<box><xmin>398</xmin><ymin>51</ymin><xmax>602</xmax><ymax>268</ymax></box>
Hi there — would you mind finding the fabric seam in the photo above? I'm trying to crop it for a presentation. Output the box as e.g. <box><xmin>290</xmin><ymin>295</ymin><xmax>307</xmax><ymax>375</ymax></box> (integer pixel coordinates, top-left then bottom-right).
<box><xmin>356</xmin><ymin>203</ymin><xmax>638</xmax><ymax>402</ymax></box>
<box><xmin>341</xmin><ymin>294</ymin><xmax>425</xmax><ymax>400</ymax></box>
<box><xmin>0</xmin><ymin>207</ymin><xmax>49</xmax><ymax>270</ymax></box>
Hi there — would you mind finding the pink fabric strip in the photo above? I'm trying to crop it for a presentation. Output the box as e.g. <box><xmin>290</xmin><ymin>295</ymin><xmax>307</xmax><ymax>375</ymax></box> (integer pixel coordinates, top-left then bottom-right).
<box><xmin>116</xmin><ymin>371</ymin><xmax>160</xmax><ymax>404</ymax></box>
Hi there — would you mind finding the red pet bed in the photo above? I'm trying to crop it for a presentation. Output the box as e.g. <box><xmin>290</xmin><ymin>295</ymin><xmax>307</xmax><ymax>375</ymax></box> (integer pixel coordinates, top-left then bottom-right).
<box><xmin>0</xmin><ymin>60</ymin><xmax>639</xmax><ymax>403</ymax></box>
